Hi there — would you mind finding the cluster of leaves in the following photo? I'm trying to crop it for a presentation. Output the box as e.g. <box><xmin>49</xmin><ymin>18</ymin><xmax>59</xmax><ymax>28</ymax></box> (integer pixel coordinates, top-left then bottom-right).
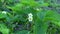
<box><xmin>0</xmin><ymin>0</ymin><xmax>60</xmax><ymax>34</ymax></box>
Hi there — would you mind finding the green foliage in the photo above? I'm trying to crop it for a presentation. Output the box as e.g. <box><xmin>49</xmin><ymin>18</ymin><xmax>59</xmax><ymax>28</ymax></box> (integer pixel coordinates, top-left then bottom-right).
<box><xmin>0</xmin><ymin>0</ymin><xmax>60</xmax><ymax>34</ymax></box>
<box><xmin>0</xmin><ymin>23</ymin><xmax>9</xmax><ymax>34</ymax></box>
<box><xmin>15</xmin><ymin>30</ymin><xmax>29</xmax><ymax>34</ymax></box>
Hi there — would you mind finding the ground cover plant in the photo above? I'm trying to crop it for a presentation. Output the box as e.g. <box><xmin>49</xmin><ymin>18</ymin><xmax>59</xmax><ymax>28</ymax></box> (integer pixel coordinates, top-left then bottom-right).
<box><xmin>0</xmin><ymin>0</ymin><xmax>60</xmax><ymax>34</ymax></box>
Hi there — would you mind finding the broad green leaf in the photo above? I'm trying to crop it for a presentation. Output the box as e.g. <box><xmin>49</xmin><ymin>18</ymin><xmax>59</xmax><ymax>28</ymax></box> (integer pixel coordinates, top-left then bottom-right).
<box><xmin>0</xmin><ymin>23</ymin><xmax>9</xmax><ymax>34</ymax></box>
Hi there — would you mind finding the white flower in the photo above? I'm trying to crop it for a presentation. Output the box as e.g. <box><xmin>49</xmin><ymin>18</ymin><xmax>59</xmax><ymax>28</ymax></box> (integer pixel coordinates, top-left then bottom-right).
<box><xmin>28</xmin><ymin>17</ymin><xmax>33</xmax><ymax>22</ymax></box>
<box><xmin>36</xmin><ymin>8</ymin><xmax>40</xmax><ymax>11</ymax></box>
<box><xmin>2</xmin><ymin>11</ymin><xmax>7</xmax><ymax>14</ymax></box>
<box><xmin>28</xmin><ymin>13</ymin><xmax>33</xmax><ymax>22</ymax></box>
<box><xmin>28</xmin><ymin>13</ymin><xmax>33</xmax><ymax>17</ymax></box>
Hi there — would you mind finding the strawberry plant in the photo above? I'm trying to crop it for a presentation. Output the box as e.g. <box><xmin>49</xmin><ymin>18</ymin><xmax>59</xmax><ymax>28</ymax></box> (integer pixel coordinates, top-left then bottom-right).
<box><xmin>0</xmin><ymin>0</ymin><xmax>60</xmax><ymax>34</ymax></box>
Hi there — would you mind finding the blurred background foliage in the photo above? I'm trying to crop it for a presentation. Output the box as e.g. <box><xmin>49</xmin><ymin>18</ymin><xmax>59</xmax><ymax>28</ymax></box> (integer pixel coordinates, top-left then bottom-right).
<box><xmin>0</xmin><ymin>0</ymin><xmax>60</xmax><ymax>34</ymax></box>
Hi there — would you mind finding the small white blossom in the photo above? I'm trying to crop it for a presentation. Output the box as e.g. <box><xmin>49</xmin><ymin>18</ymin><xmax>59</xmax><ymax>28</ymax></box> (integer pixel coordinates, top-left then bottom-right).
<box><xmin>36</xmin><ymin>8</ymin><xmax>40</xmax><ymax>11</ymax></box>
<box><xmin>2</xmin><ymin>11</ymin><xmax>7</xmax><ymax>14</ymax></box>
<box><xmin>28</xmin><ymin>13</ymin><xmax>33</xmax><ymax>22</ymax></box>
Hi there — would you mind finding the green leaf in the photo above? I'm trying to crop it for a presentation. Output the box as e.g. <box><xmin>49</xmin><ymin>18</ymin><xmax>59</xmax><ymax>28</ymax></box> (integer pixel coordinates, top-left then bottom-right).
<box><xmin>15</xmin><ymin>30</ymin><xmax>29</xmax><ymax>34</ymax></box>
<box><xmin>0</xmin><ymin>23</ymin><xmax>9</xmax><ymax>34</ymax></box>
